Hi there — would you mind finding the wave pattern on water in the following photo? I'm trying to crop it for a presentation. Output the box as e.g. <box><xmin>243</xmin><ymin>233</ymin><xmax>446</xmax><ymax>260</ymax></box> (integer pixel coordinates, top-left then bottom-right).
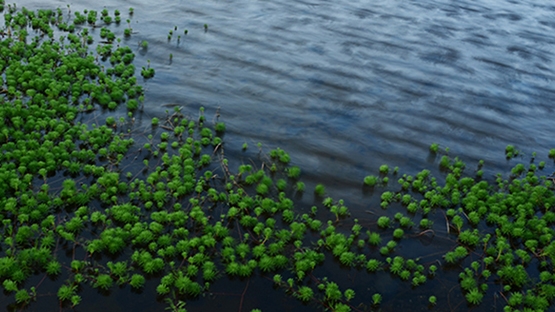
<box><xmin>17</xmin><ymin>0</ymin><xmax>555</xmax><ymax>191</ymax></box>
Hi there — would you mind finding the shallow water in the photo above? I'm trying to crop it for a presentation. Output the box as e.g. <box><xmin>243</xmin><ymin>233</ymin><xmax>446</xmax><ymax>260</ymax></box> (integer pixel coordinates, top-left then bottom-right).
<box><xmin>19</xmin><ymin>0</ymin><xmax>555</xmax><ymax>180</ymax></box>
<box><xmin>8</xmin><ymin>0</ymin><xmax>555</xmax><ymax>310</ymax></box>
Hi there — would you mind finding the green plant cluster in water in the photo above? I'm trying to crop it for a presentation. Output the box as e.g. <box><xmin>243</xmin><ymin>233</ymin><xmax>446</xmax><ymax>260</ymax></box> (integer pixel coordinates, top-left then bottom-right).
<box><xmin>1</xmin><ymin>4</ymin><xmax>555</xmax><ymax>312</ymax></box>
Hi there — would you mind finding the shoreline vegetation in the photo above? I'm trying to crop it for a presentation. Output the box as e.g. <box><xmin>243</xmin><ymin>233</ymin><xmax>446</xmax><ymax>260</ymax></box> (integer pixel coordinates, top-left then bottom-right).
<box><xmin>1</xmin><ymin>3</ymin><xmax>555</xmax><ymax>312</ymax></box>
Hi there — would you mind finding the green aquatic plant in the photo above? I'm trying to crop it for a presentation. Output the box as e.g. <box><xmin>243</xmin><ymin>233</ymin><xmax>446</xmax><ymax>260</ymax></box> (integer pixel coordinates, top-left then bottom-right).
<box><xmin>386</xmin><ymin>240</ymin><xmax>397</xmax><ymax>250</ymax></box>
<box><xmin>45</xmin><ymin>260</ymin><xmax>62</xmax><ymax>276</ymax></box>
<box><xmin>58</xmin><ymin>285</ymin><xmax>77</xmax><ymax>302</ymax></box>
<box><xmin>439</xmin><ymin>155</ymin><xmax>450</xmax><ymax>168</ymax></box>
<box><xmin>129</xmin><ymin>274</ymin><xmax>145</xmax><ymax>289</ymax></box>
<box><xmin>377</xmin><ymin>216</ymin><xmax>390</xmax><ymax>228</ymax></box>
<box><xmin>393</xmin><ymin>228</ymin><xmax>404</xmax><ymax>240</ymax></box>
<box><xmin>295</xmin><ymin>286</ymin><xmax>314</xmax><ymax>302</ymax></box>
<box><xmin>380</xmin><ymin>191</ymin><xmax>394</xmax><ymax>206</ymax></box>
<box><xmin>428</xmin><ymin>264</ymin><xmax>437</xmax><ymax>276</ymax></box>
<box><xmin>314</xmin><ymin>183</ymin><xmax>326</xmax><ymax>196</ymax></box>
<box><xmin>339</xmin><ymin>251</ymin><xmax>356</xmax><ymax>266</ymax></box>
<box><xmin>344</xmin><ymin>288</ymin><xmax>355</xmax><ymax>301</ymax></box>
<box><xmin>4</xmin><ymin>5</ymin><xmax>555</xmax><ymax>312</ymax></box>
<box><xmin>3</xmin><ymin>280</ymin><xmax>17</xmax><ymax>293</ymax></box>
<box><xmin>372</xmin><ymin>293</ymin><xmax>382</xmax><ymax>305</ymax></box>
<box><xmin>399</xmin><ymin>216</ymin><xmax>413</xmax><ymax>227</ymax></box>
<box><xmin>367</xmin><ymin>231</ymin><xmax>382</xmax><ymax>245</ymax></box>
<box><xmin>215</xmin><ymin>122</ymin><xmax>226</xmax><ymax>133</ymax></box>
<box><xmin>366</xmin><ymin>259</ymin><xmax>381</xmax><ymax>272</ymax></box>
<box><xmin>15</xmin><ymin>288</ymin><xmax>32</xmax><ymax>305</ymax></box>
<box><xmin>401</xmin><ymin>194</ymin><xmax>412</xmax><ymax>205</ymax></box>
<box><xmin>444</xmin><ymin>246</ymin><xmax>468</xmax><ymax>264</ymax></box>
<box><xmin>506</xmin><ymin>145</ymin><xmax>518</xmax><ymax>158</ymax></box>
<box><xmin>465</xmin><ymin>288</ymin><xmax>483</xmax><ymax>305</ymax></box>
<box><xmin>364</xmin><ymin>175</ymin><xmax>379</xmax><ymax>186</ymax></box>
<box><xmin>141</xmin><ymin>66</ymin><xmax>155</xmax><ymax>78</ymax></box>
<box><xmin>87</xmin><ymin>9</ymin><xmax>97</xmax><ymax>24</ymax></box>
<box><xmin>287</xmin><ymin>166</ymin><xmax>301</xmax><ymax>179</ymax></box>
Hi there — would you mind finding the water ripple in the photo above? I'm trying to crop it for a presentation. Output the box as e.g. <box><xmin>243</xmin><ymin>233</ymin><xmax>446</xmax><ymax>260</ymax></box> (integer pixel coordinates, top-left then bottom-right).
<box><xmin>18</xmin><ymin>0</ymin><xmax>555</xmax><ymax>202</ymax></box>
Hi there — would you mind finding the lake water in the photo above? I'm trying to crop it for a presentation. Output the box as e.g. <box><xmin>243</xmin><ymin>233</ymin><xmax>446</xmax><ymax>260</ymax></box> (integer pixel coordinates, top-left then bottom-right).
<box><xmin>9</xmin><ymin>0</ymin><xmax>555</xmax><ymax>311</ymax></box>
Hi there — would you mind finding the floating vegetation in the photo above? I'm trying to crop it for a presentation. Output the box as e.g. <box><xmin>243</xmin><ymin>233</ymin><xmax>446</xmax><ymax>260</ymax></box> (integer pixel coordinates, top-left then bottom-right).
<box><xmin>1</xmin><ymin>4</ymin><xmax>555</xmax><ymax>312</ymax></box>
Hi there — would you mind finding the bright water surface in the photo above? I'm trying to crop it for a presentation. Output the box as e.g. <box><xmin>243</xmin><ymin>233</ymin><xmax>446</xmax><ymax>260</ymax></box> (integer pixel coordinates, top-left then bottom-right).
<box><xmin>10</xmin><ymin>0</ymin><xmax>555</xmax><ymax>311</ymax></box>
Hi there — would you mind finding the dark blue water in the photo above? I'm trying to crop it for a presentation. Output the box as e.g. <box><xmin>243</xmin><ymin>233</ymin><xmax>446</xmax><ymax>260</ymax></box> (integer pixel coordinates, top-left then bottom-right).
<box><xmin>21</xmin><ymin>0</ymin><xmax>555</xmax><ymax>181</ymax></box>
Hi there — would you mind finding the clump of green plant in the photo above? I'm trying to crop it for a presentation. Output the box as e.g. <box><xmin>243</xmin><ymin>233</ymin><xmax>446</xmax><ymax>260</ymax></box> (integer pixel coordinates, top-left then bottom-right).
<box><xmin>505</xmin><ymin>144</ymin><xmax>518</xmax><ymax>158</ymax></box>
<box><xmin>364</xmin><ymin>175</ymin><xmax>379</xmax><ymax>186</ymax></box>
<box><xmin>314</xmin><ymin>183</ymin><xmax>326</xmax><ymax>196</ymax></box>
<box><xmin>141</xmin><ymin>62</ymin><xmax>155</xmax><ymax>78</ymax></box>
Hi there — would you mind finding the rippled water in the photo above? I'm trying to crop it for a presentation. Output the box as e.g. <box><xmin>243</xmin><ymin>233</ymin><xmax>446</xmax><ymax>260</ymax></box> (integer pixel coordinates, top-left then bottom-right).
<box><xmin>138</xmin><ymin>0</ymin><xmax>554</xmax><ymax>223</ymax></box>
<box><xmin>11</xmin><ymin>0</ymin><xmax>555</xmax><ymax>310</ymax></box>
<box><xmin>149</xmin><ymin>0</ymin><xmax>553</xmax><ymax>188</ymax></box>
<box><xmin>21</xmin><ymin>0</ymin><xmax>555</xmax><ymax>187</ymax></box>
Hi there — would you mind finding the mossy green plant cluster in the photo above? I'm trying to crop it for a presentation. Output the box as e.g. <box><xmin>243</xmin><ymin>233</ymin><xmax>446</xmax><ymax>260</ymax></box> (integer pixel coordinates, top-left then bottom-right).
<box><xmin>1</xmin><ymin>4</ymin><xmax>555</xmax><ymax>312</ymax></box>
<box><xmin>383</xmin><ymin>145</ymin><xmax>555</xmax><ymax>311</ymax></box>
